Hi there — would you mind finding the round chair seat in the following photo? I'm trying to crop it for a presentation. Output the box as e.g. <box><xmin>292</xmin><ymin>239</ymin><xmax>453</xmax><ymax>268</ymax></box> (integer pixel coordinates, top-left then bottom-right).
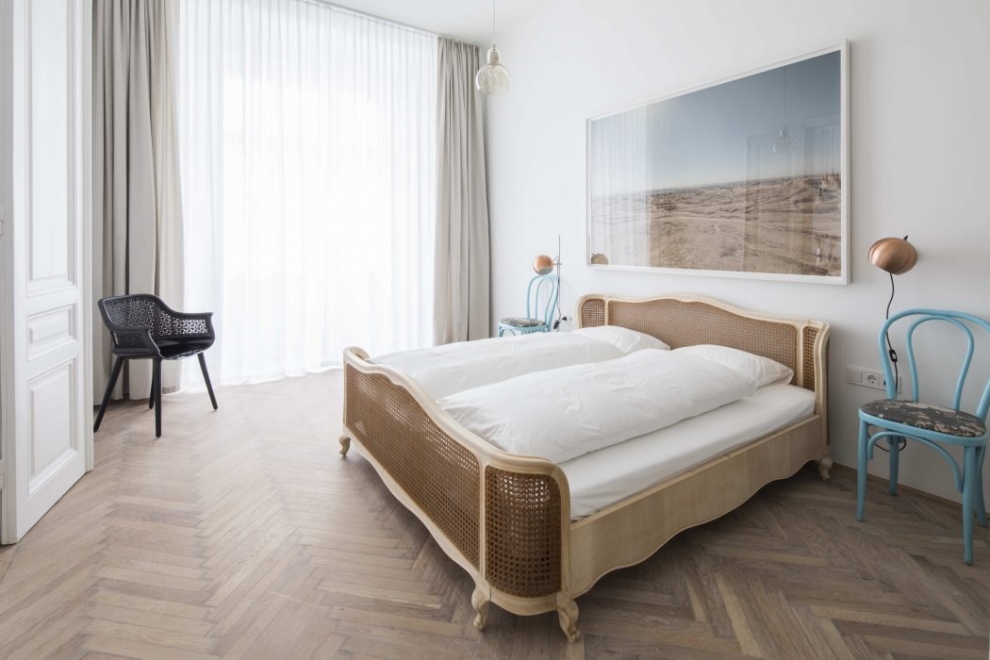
<box><xmin>500</xmin><ymin>317</ymin><xmax>544</xmax><ymax>328</ymax></box>
<box><xmin>861</xmin><ymin>399</ymin><xmax>986</xmax><ymax>438</ymax></box>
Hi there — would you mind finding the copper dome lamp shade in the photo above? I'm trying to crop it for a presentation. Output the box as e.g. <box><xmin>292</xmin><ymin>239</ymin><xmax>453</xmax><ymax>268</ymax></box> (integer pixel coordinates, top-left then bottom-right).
<box><xmin>533</xmin><ymin>254</ymin><xmax>555</xmax><ymax>276</ymax></box>
<box><xmin>869</xmin><ymin>236</ymin><xmax>918</xmax><ymax>276</ymax></box>
<box><xmin>533</xmin><ymin>236</ymin><xmax>563</xmax><ymax>277</ymax></box>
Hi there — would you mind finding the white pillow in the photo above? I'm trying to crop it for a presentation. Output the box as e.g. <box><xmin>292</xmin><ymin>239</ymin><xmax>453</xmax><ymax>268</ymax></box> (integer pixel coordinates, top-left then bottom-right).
<box><xmin>573</xmin><ymin>325</ymin><xmax>670</xmax><ymax>354</ymax></box>
<box><xmin>676</xmin><ymin>344</ymin><xmax>794</xmax><ymax>388</ymax></box>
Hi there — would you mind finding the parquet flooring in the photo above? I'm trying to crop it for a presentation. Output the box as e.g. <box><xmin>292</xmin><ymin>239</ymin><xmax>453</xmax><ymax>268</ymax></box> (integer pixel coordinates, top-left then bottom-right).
<box><xmin>0</xmin><ymin>370</ymin><xmax>988</xmax><ymax>659</ymax></box>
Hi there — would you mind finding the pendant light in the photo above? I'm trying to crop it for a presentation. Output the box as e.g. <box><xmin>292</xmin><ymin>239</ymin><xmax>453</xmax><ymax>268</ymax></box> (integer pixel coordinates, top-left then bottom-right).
<box><xmin>476</xmin><ymin>0</ymin><xmax>511</xmax><ymax>95</ymax></box>
<box><xmin>772</xmin><ymin>125</ymin><xmax>794</xmax><ymax>153</ymax></box>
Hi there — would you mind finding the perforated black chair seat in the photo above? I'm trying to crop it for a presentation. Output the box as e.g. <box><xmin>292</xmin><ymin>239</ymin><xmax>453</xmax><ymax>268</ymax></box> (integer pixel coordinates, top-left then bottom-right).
<box><xmin>95</xmin><ymin>294</ymin><xmax>218</xmax><ymax>437</ymax></box>
<box><xmin>861</xmin><ymin>399</ymin><xmax>986</xmax><ymax>438</ymax></box>
<box><xmin>157</xmin><ymin>339</ymin><xmax>215</xmax><ymax>359</ymax></box>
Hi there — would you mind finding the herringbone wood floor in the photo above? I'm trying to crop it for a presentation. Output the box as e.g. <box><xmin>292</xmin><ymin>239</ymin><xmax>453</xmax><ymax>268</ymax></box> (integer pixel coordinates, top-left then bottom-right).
<box><xmin>1</xmin><ymin>370</ymin><xmax>988</xmax><ymax>659</ymax></box>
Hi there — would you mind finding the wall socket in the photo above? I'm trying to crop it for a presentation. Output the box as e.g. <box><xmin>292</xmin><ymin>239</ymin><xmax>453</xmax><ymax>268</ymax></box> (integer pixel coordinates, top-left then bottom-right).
<box><xmin>845</xmin><ymin>366</ymin><xmax>901</xmax><ymax>392</ymax></box>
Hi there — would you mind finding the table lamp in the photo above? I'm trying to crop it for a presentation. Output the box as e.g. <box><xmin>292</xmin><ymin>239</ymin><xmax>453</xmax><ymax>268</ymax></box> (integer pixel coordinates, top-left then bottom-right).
<box><xmin>869</xmin><ymin>235</ymin><xmax>918</xmax><ymax>405</ymax></box>
<box><xmin>533</xmin><ymin>238</ymin><xmax>563</xmax><ymax>328</ymax></box>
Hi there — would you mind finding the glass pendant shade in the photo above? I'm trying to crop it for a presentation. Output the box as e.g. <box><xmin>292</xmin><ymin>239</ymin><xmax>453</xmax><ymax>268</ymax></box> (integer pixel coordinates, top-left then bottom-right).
<box><xmin>772</xmin><ymin>125</ymin><xmax>794</xmax><ymax>154</ymax></box>
<box><xmin>476</xmin><ymin>45</ymin><xmax>511</xmax><ymax>95</ymax></box>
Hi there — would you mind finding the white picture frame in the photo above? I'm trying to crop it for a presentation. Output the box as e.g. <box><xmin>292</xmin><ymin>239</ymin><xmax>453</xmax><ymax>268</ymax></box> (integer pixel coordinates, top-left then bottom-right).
<box><xmin>586</xmin><ymin>42</ymin><xmax>850</xmax><ymax>284</ymax></box>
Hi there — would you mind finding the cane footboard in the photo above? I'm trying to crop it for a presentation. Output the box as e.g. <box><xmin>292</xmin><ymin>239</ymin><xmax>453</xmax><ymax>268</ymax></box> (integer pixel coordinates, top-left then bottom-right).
<box><xmin>341</xmin><ymin>349</ymin><xmax>571</xmax><ymax>629</ymax></box>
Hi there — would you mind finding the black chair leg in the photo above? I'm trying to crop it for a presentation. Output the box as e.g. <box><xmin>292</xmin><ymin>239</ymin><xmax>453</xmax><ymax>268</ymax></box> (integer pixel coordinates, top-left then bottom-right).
<box><xmin>94</xmin><ymin>357</ymin><xmax>125</xmax><ymax>433</ymax></box>
<box><xmin>153</xmin><ymin>359</ymin><xmax>162</xmax><ymax>438</ymax></box>
<box><xmin>149</xmin><ymin>362</ymin><xmax>158</xmax><ymax>409</ymax></box>
<box><xmin>199</xmin><ymin>353</ymin><xmax>218</xmax><ymax>410</ymax></box>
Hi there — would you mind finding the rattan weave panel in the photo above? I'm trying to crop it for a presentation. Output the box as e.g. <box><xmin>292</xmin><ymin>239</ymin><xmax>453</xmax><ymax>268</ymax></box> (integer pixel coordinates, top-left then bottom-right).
<box><xmin>580</xmin><ymin>298</ymin><xmax>605</xmax><ymax>328</ymax></box>
<box><xmin>485</xmin><ymin>467</ymin><xmax>562</xmax><ymax>598</ymax></box>
<box><xmin>345</xmin><ymin>366</ymin><xmax>480</xmax><ymax>567</ymax></box>
<box><xmin>607</xmin><ymin>299</ymin><xmax>801</xmax><ymax>387</ymax></box>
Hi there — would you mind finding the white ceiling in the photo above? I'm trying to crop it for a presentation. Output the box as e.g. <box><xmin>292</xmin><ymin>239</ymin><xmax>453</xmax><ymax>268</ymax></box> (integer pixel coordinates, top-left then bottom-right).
<box><xmin>328</xmin><ymin>0</ymin><xmax>536</xmax><ymax>45</ymax></box>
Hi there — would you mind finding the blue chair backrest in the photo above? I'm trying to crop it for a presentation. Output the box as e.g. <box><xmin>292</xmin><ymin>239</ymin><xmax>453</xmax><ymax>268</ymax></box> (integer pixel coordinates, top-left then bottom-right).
<box><xmin>879</xmin><ymin>309</ymin><xmax>990</xmax><ymax>421</ymax></box>
<box><xmin>526</xmin><ymin>275</ymin><xmax>559</xmax><ymax>326</ymax></box>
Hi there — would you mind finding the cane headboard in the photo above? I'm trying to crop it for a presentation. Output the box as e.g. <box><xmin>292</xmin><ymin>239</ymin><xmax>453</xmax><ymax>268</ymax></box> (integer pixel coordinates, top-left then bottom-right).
<box><xmin>577</xmin><ymin>294</ymin><xmax>829</xmax><ymax>394</ymax></box>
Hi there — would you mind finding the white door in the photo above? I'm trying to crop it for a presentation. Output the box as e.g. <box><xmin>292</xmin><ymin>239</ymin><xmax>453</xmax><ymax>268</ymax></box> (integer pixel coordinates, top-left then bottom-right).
<box><xmin>0</xmin><ymin>0</ymin><xmax>92</xmax><ymax>543</ymax></box>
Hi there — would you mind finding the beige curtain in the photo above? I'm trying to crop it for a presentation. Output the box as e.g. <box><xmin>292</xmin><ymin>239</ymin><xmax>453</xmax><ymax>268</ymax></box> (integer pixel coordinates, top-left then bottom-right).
<box><xmin>92</xmin><ymin>0</ymin><xmax>184</xmax><ymax>401</ymax></box>
<box><xmin>433</xmin><ymin>38</ymin><xmax>491</xmax><ymax>344</ymax></box>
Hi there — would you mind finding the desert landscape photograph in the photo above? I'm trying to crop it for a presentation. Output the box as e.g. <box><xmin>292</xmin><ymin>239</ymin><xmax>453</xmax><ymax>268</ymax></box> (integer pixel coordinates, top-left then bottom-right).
<box><xmin>588</xmin><ymin>49</ymin><xmax>844</xmax><ymax>280</ymax></box>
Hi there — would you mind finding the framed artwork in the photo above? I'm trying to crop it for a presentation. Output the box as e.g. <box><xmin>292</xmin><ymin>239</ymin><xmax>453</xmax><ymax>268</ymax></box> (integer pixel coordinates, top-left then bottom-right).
<box><xmin>586</xmin><ymin>43</ymin><xmax>849</xmax><ymax>284</ymax></box>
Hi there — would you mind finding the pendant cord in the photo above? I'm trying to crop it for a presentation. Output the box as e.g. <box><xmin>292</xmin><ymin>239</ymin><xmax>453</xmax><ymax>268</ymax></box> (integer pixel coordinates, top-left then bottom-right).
<box><xmin>885</xmin><ymin>271</ymin><xmax>895</xmax><ymax>324</ymax></box>
<box><xmin>885</xmin><ymin>272</ymin><xmax>900</xmax><ymax>389</ymax></box>
<box><xmin>492</xmin><ymin>0</ymin><xmax>496</xmax><ymax>45</ymax></box>
<box><xmin>877</xmin><ymin>271</ymin><xmax>906</xmax><ymax>453</ymax></box>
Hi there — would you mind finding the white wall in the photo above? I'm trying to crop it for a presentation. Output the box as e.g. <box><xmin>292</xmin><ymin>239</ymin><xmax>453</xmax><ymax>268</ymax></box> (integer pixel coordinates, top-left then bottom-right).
<box><xmin>485</xmin><ymin>0</ymin><xmax>990</xmax><ymax>504</ymax></box>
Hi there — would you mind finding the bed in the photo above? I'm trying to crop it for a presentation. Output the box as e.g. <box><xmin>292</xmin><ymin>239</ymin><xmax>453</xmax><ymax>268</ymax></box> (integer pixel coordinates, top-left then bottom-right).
<box><xmin>339</xmin><ymin>294</ymin><xmax>831</xmax><ymax>641</ymax></box>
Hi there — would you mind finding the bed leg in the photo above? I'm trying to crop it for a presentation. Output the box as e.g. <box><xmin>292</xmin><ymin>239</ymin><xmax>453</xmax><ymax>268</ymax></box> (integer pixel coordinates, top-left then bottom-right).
<box><xmin>817</xmin><ymin>455</ymin><xmax>833</xmax><ymax>481</ymax></box>
<box><xmin>557</xmin><ymin>598</ymin><xmax>580</xmax><ymax>643</ymax></box>
<box><xmin>471</xmin><ymin>586</ymin><xmax>490</xmax><ymax>631</ymax></box>
<box><xmin>339</xmin><ymin>435</ymin><xmax>351</xmax><ymax>457</ymax></box>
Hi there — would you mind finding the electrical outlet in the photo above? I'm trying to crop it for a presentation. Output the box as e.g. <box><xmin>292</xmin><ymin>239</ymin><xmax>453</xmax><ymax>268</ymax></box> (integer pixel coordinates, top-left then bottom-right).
<box><xmin>846</xmin><ymin>366</ymin><xmax>901</xmax><ymax>392</ymax></box>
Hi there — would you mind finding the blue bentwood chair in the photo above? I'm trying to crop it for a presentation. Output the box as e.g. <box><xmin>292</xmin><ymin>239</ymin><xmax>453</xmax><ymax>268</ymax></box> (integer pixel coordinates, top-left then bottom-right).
<box><xmin>497</xmin><ymin>274</ymin><xmax>559</xmax><ymax>337</ymax></box>
<box><xmin>856</xmin><ymin>309</ymin><xmax>990</xmax><ymax>564</ymax></box>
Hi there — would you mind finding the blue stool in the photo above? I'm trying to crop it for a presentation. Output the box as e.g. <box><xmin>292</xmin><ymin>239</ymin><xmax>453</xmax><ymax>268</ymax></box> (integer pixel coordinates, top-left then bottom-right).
<box><xmin>856</xmin><ymin>309</ymin><xmax>989</xmax><ymax>564</ymax></box>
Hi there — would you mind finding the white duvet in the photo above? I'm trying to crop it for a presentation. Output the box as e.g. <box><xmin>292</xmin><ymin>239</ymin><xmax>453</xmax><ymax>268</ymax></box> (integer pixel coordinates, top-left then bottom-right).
<box><xmin>438</xmin><ymin>349</ymin><xmax>758</xmax><ymax>464</ymax></box>
<box><xmin>374</xmin><ymin>332</ymin><xmax>623</xmax><ymax>399</ymax></box>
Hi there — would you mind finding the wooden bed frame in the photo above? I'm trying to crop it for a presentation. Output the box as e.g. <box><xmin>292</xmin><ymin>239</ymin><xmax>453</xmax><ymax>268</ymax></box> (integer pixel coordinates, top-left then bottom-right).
<box><xmin>338</xmin><ymin>294</ymin><xmax>831</xmax><ymax>641</ymax></box>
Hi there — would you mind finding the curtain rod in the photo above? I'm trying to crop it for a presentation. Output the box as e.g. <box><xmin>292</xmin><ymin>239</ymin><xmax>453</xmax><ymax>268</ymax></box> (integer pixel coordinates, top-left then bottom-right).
<box><xmin>297</xmin><ymin>0</ymin><xmax>479</xmax><ymax>47</ymax></box>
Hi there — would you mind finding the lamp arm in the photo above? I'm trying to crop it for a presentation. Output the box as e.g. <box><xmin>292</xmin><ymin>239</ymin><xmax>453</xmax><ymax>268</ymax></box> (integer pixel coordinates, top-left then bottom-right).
<box><xmin>876</xmin><ymin>272</ymin><xmax>906</xmax><ymax>453</ymax></box>
<box><xmin>883</xmin><ymin>272</ymin><xmax>901</xmax><ymax>389</ymax></box>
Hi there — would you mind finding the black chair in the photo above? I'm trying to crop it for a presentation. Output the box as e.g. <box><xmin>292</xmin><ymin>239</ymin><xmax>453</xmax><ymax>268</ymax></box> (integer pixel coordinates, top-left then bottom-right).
<box><xmin>94</xmin><ymin>294</ymin><xmax>218</xmax><ymax>437</ymax></box>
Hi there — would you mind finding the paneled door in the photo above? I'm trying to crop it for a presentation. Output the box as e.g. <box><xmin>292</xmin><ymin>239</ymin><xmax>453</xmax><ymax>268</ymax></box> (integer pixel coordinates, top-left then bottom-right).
<box><xmin>0</xmin><ymin>0</ymin><xmax>93</xmax><ymax>543</ymax></box>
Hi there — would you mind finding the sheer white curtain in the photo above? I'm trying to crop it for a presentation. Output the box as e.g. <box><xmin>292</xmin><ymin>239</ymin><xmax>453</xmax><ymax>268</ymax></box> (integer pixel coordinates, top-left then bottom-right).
<box><xmin>177</xmin><ymin>0</ymin><xmax>437</xmax><ymax>386</ymax></box>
